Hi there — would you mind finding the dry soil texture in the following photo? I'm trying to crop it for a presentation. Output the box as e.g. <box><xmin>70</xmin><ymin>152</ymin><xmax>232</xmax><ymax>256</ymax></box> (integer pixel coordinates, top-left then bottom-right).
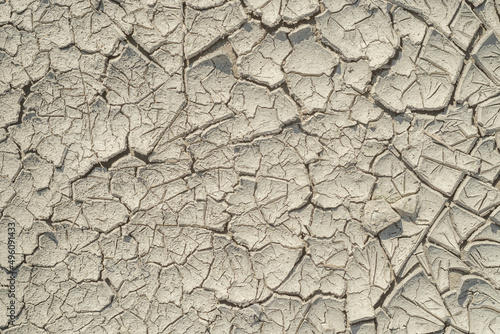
<box><xmin>1</xmin><ymin>0</ymin><xmax>500</xmax><ymax>333</ymax></box>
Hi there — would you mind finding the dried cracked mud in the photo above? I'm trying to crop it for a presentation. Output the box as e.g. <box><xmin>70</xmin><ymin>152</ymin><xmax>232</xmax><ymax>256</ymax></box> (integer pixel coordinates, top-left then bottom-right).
<box><xmin>1</xmin><ymin>0</ymin><xmax>500</xmax><ymax>333</ymax></box>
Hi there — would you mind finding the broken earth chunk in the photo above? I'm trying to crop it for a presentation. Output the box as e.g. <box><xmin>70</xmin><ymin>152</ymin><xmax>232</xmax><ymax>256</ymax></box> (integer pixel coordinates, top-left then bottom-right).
<box><xmin>362</xmin><ymin>199</ymin><xmax>401</xmax><ymax>235</ymax></box>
